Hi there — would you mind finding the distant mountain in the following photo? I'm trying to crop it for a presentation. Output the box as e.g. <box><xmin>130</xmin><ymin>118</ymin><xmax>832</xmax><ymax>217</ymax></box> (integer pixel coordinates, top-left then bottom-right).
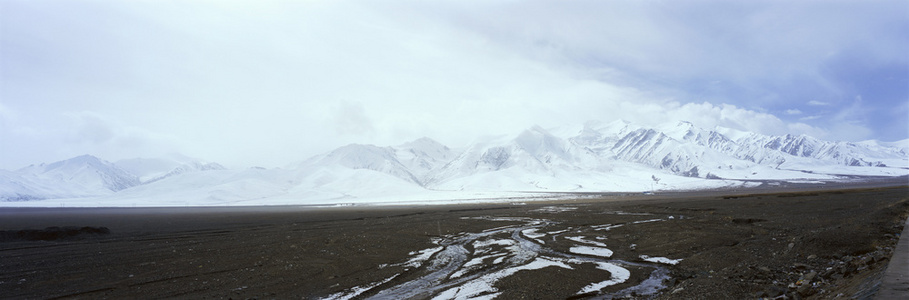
<box><xmin>115</xmin><ymin>154</ymin><xmax>225</xmax><ymax>183</ymax></box>
<box><xmin>299</xmin><ymin>144</ymin><xmax>424</xmax><ymax>186</ymax></box>
<box><xmin>393</xmin><ymin>137</ymin><xmax>457</xmax><ymax>180</ymax></box>
<box><xmin>1</xmin><ymin>120</ymin><xmax>907</xmax><ymax>205</ymax></box>
<box><xmin>0</xmin><ymin>154</ymin><xmax>222</xmax><ymax>201</ymax></box>
<box><xmin>1</xmin><ymin>155</ymin><xmax>139</xmax><ymax>201</ymax></box>
<box><xmin>566</xmin><ymin>120</ymin><xmax>907</xmax><ymax>177</ymax></box>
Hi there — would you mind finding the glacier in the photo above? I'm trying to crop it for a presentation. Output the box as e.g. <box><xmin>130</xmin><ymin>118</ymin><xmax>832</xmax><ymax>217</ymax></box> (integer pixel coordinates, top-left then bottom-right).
<box><xmin>1</xmin><ymin>120</ymin><xmax>906</xmax><ymax>207</ymax></box>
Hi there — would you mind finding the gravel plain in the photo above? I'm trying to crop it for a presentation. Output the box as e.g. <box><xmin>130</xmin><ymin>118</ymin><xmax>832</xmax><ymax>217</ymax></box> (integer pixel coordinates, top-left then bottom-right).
<box><xmin>1</xmin><ymin>180</ymin><xmax>907</xmax><ymax>299</ymax></box>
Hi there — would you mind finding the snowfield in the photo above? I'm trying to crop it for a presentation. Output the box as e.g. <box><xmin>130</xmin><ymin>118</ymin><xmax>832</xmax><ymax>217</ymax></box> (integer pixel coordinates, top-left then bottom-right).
<box><xmin>1</xmin><ymin>120</ymin><xmax>906</xmax><ymax>207</ymax></box>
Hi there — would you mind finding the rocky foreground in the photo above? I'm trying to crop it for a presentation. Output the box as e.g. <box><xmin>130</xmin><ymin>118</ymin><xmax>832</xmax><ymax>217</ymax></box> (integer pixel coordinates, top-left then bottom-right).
<box><xmin>0</xmin><ymin>184</ymin><xmax>907</xmax><ymax>299</ymax></box>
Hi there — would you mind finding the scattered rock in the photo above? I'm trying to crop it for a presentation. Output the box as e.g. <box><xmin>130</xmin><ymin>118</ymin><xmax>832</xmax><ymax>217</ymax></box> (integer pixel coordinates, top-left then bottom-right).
<box><xmin>797</xmin><ymin>283</ymin><xmax>810</xmax><ymax>296</ymax></box>
<box><xmin>803</xmin><ymin>271</ymin><xmax>817</xmax><ymax>282</ymax></box>
<box><xmin>763</xmin><ymin>286</ymin><xmax>787</xmax><ymax>297</ymax></box>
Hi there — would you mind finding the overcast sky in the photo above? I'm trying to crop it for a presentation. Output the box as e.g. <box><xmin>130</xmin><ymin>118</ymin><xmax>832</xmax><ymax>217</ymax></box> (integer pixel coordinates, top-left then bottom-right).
<box><xmin>1</xmin><ymin>0</ymin><xmax>907</xmax><ymax>169</ymax></box>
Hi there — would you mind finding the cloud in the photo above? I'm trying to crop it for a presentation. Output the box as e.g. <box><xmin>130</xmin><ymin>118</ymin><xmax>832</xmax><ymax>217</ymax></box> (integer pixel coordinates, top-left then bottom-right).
<box><xmin>659</xmin><ymin>102</ymin><xmax>814</xmax><ymax>137</ymax></box>
<box><xmin>332</xmin><ymin>102</ymin><xmax>376</xmax><ymax>137</ymax></box>
<box><xmin>800</xmin><ymin>115</ymin><xmax>822</xmax><ymax>121</ymax></box>
<box><xmin>64</xmin><ymin>112</ymin><xmax>114</xmax><ymax>144</ymax></box>
<box><xmin>787</xmin><ymin>122</ymin><xmax>828</xmax><ymax>139</ymax></box>
<box><xmin>0</xmin><ymin>0</ymin><xmax>905</xmax><ymax>168</ymax></box>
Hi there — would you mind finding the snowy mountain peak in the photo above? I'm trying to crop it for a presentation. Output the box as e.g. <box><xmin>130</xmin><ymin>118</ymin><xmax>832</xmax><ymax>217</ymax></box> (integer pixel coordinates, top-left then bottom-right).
<box><xmin>4</xmin><ymin>155</ymin><xmax>140</xmax><ymax>201</ymax></box>
<box><xmin>38</xmin><ymin>154</ymin><xmax>105</xmax><ymax>172</ymax></box>
<box><xmin>2</xmin><ymin>119</ymin><xmax>908</xmax><ymax>205</ymax></box>
<box><xmin>115</xmin><ymin>154</ymin><xmax>225</xmax><ymax>183</ymax></box>
<box><xmin>593</xmin><ymin>119</ymin><xmax>637</xmax><ymax>135</ymax></box>
<box><xmin>395</xmin><ymin>137</ymin><xmax>456</xmax><ymax>179</ymax></box>
<box><xmin>656</xmin><ymin>120</ymin><xmax>703</xmax><ymax>142</ymax></box>
<box><xmin>306</xmin><ymin>143</ymin><xmax>422</xmax><ymax>185</ymax></box>
<box><xmin>396</xmin><ymin>137</ymin><xmax>452</xmax><ymax>161</ymax></box>
<box><xmin>324</xmin><ymin>144</ymin><xmax>396</xmax><ymax>167</ymax></box>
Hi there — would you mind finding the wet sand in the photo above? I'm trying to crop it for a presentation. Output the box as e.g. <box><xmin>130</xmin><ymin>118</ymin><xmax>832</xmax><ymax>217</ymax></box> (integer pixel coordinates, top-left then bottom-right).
<box><xmin>1</xmin><ymin>182</ymin><xmax>907</xmax><ymax>299</ymax></box>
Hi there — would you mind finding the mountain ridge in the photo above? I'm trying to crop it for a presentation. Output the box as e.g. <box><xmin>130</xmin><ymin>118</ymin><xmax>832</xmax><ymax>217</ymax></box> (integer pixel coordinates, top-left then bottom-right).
<box><xmin>2</xmin><ymin>120</ymin><xmax>907</xmax><ymax>204</ymax></box>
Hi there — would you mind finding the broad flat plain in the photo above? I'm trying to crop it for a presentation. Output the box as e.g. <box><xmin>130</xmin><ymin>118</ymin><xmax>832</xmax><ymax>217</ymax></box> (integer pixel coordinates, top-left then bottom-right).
<box><xmin>1</xmin><ymin>180</ymin><xmax>907</xmax><ymax>299</ymax></box>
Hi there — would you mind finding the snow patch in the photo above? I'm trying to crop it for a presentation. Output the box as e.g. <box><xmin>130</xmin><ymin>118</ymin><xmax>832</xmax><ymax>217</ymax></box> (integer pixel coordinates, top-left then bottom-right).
<box><xmin>576</xmin><ymin>261</ymin><xmax>631</xmax><ymax>294</ymax></box>
<box><xmin>566</xmin><ymin>236</ymin><xmax>609</xmax><ymax>248</ymax></box>
<box><xmin>433</xmin><ymin>257</ymin><xmax>573</xmax><ymax>300</ymax></box>
<box><xmin>569</xmin><ymin>246</ymin><xmax>613</xmax><ymax>258</ymax></box>
<box><xmin>640</xmin><ymin>255</ymin><xmax>683</xmax><ymax>265</ymax></box>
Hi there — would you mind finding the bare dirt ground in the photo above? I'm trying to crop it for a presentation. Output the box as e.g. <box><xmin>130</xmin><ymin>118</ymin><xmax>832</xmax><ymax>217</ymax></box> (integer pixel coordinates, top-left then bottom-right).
<box><xmin>1</xmin><ymin>182</ymin><xmax>907</xmax><ymax>299</ymax></box>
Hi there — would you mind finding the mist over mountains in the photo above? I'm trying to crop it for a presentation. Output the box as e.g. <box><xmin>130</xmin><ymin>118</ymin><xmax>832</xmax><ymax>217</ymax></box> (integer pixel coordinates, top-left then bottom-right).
<box><xmin>2</xmin><ymin>120</ymin><xmax>906</xmax><ymax>206</ymax></box>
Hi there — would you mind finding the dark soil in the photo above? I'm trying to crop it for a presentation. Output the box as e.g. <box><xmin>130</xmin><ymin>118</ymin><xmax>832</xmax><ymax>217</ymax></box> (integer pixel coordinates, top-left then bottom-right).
<box><xmin>0</xmin><ymin>226</ymin><xmax>110</xmax><ymax>242</ymax></box>
<box><xmin>0</xmin><ymin>185</ymin><xmax>906</xmax><ymax>299</ymax></box>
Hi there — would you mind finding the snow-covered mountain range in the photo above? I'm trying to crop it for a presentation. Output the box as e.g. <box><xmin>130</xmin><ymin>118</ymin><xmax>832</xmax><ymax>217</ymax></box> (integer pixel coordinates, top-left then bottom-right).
<box><xmin>2</xmin><ymin>120</ymin><xmax>907</xmax><ymax>206</ymax></box>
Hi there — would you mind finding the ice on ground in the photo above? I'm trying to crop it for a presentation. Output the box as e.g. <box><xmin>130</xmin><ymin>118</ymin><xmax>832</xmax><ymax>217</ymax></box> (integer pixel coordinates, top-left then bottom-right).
<box><xmin>566</xmin><ymin>236</ymin><xmax>609</xmax><ymax>247</ymax></box>
<box><xmin>546</xmin><ymin>229</ymin><xmax>569</xmax><ymax>235</ymax></box>
<box><xmin>640</xmin><ymin>255</ymin><xmax>683</xmax><ymax>265</ymax></box>
<box><xmin>465</xmin><ymin>216</ymin><xmax>545</xmax><ymax>224</ymax></box>
<box><xmin>575</xmin><ymin>261</ymin><xmax>631</xmax><ymax>294</ymax></box>
<box><xmin>433</xmin><ymin>257</ymin><xmax>573</xmax><ymax>300</ymax></box>
<box><xmin>401</xmin><ymin>246</ymin><xmax>444</xmax><ymax>268</ymax></box>
<box><xmin>321</xmin><ymin>274</ymin><xmax>400</xmax><ymax>300</ymax></box>
<box><xmin>521</xmin><ymin>228</ymin><xmax>547</xmax><ymax>239</ymax></box>
<box><xmin>451</xmin><ymin>253</ymin><xmax>508</xmax><ymax>278</ymax></box>
<box><xmin>532</xmin><ymin>206</ymin><xmax>578</xmax><ymax>213</ymax></box>
<box><xmin>631</xmin><ymin>218</ymin><xmax>664</xmax><ymax>224</ymax></box>
<box><xmin>462</xmin><ymin>253</ymin><xmax>508</xmax><ymax>269</ymax></box>
<box><xmin>569</xmin><ymin>246</ymin><xmax>613</xmax><ymax>258</ymax></box>
<box><xmin>592</xmin><ymin>224</ymin><xmax>624</xmax><ymax>231</ymax></box>
<box><xmin>602</xmin><ymin>211</ymin><xmax>652</xmax><ymax>215</ymax></box>
<box><xmin>473</xmin><ymin>238</ymin><xmax>516</xmax><ymax>249</ymax></box>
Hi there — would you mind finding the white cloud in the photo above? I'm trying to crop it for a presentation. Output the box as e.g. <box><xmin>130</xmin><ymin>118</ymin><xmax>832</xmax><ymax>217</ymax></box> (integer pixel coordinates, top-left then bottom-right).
<box><xmin>787</xmin><ymin>122</ymin><xmax>828</xmax><ymax>139</ymax></box>
<box><xmin>64</xmin><ymin>112</ymin><xmax>114</xmax><ymax>144</ymax></box>
<box><xmin>800</xmin><ymin>115</ymin><xmax>822</xmax><ymax>121</ymax></box>
<box><xmin>0</xmin><ymin>0</ymin><xmax>904</xmax><ymax>168</ymax></box>
<box><xmin>332</xmin><ymin>101</ymin><xmax>376</xmax><ymax>137</ymax></box>
<box><xmin>659</xmin><ymin>102</ymin><xmax>806</xmax><ymax>136</ymax></box>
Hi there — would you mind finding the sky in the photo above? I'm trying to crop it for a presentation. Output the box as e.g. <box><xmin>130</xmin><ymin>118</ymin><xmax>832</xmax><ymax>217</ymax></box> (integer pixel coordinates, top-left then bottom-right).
<box><xmin>1</xmin><ymin>0</ymin><xmax>907</xmax><ymax>169</ymax></box>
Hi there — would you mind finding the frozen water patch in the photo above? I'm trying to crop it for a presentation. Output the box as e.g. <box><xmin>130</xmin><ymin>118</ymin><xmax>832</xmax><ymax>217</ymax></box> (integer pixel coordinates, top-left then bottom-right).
<box><xmin>608</xmin><ymin>266</ymin><xmax>671</xmax><ymax>298</ymax></box>
<box><xmin>520</xmin><ymin>228</ymin><xmax>548</xmax><ymax>244</ymax></box>
<box><xmin>592</xmin><ymin>224</ymin><xmax>624</xmax><ymax>231</ymax></box>
<box><xmin>640</xmin><ymin>255</ymin><xmax>683</xmax><ymax>265</ymax></box>
<box><xmin>546</xmin><ymin>229</ymin><xmax>569</xmax><ymax>235</ymax></box>
<box><xmin>569</xmin><ymin>246</ymin><xmax>613</xmax><ymax>258</ymax></box>
<box><xmin>401</xmin><ymin>246</ymin><xmax>444</xmax><ymax>268</ymax></box>
<box><xmin>322</xmin><ymin>274</ymin><xmax>400</xmax><ymax>300</ymax></box>
<box><xmin>324</xmin><ymin>215</ymin><xmax>675</xmax><ymax>299</ymax></box>
<box><xmin>532</xmin><ymin>206</ymin><xmax>578</xmax><ymax>213</ymax></box>
<box><xmin>464</xmin><ymin>216</ymin><xmax>546</xmax><ymax>224</ymax></box>
<box><xmin>566</xmin><ymin>236</ymin><xmax>609</xmax><ymax>248</ymax></box>
<box><xmin>631</xmin><ymin>218</ymin><xmax>664</xmax><ymax>224</ymax></box>
<box><xmin>602</xmin><ymin>211</ymin><xmax>652</xmax><ymax>216</ymax></box>
<box><xmin>521</xmin><ymin>228</ymin><xmax>546</xmax><ymax>239</ymax></box>
<box><xmin>473</xmin><ymin>238</ymin><xmax>515</xmax><ymax>249</ymax></box>
<box><xmin>451</xmin><ymin>253</ymin><xmax>508</xmax><ymax>279</ymax></box>
<box><xmin>434</xmin><ymin>257</ymin><xmax>573</xmax><ymax>300</ymax></box>
<box><xmin>575</xmin><ymin>261</ymin><xmax>631</xmax><ymax>294</ymax></box>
